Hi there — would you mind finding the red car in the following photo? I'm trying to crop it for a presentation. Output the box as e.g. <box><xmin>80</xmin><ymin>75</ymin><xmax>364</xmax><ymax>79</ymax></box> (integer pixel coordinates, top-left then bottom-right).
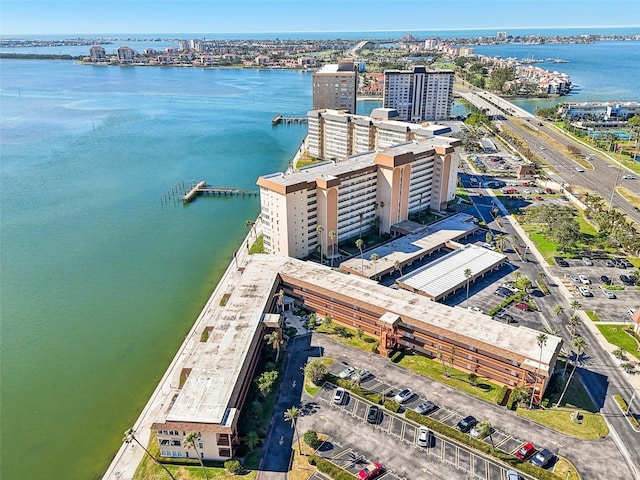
<box><xmin>522</xmin><ymin>182</ymin><xmax>529</xmax><ymax>187</ymax></box>
<box><xmin>545</xmin><ymin>188</ymin><xmax>554</xmax><ymax>194</ymax></box>
<box><xmin>535</xmin><ymin>196</ymin><xmax>543</xmax><ymax>201</ymax></box>
<box><xmin>515</xmin><ymin>442</ymin><xmax>536</xmax><ymax>460</ymax></box>
<box><xmin>514</xmin><ymin>302</ymin><xmax>531</xmax><ymax>311</ymax></box>
<box><xmin>358</xmin><ymin>462</ymin><xmax>383</xmax><ymax>480</ymax></box>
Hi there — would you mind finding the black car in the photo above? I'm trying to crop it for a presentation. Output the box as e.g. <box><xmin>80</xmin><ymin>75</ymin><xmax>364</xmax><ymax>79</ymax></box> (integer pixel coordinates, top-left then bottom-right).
<box><xmin>613</xmin><ymin>258</ymin><xmax>627</xmax><ymax>269</ymax></box>
<box><xmin>620</xmin><ymin>274</ymin><xmax>635</xmax><ymax>285</ymax></box>
<box><xmin>456</xmin><ymin>415</ymin><xmax>478</xmax><ymax>433</ymax></box>
<box><xmin>554</xmin><ymin>257</ymin><xmax>569</xmax><ymax>267</ymax></box>
<box><xmin>494</xmin><ymin>310</ymin><xmax>514</xmax><ymax>323</ymax></box>
<box><xmin>600</xmin><ymin>275</ymin><xmax>611</xmax><ymax>285</ymax></box>
<box><xmin>530</xmin><ymin>448</ymin><xmax>555</xmax><ymax>468</ymax></box>
<box><xmin>367</xmin><ymin>405</ymin><xmax>381</xmax><ymax>424</ymax></box>
<box><xmin>495</xmin><ymin>287</ymin><xmax>512</xmax><ymax>298</ymax></box>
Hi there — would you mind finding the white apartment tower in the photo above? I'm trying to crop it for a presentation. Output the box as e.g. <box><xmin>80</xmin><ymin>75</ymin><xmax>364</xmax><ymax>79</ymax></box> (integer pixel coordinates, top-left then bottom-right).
<box><xmin>312</xmin><ymin>59</ymin><xmax>357</xmax><ymax>113</ymax></box>
<box><xmin>257</xmin><ymin>139</ymin><xmax>460</xmax><ymax>259</ymax></box>
<box><xmin>383</xmin><ymin>67</ymin><xmax>454</xmax><ymax>122</ymax></box>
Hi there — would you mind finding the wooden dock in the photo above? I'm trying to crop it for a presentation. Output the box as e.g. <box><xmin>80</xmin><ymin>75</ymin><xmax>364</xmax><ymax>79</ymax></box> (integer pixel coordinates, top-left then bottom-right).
<box><xmin>182</xmin><ymin>181</ymin><xmax>258</xmax><ymax>203</ymax></box>
<box><xmin>272</xmin><ymin>114</ymin><xmax>307</xmax><ymax>126</ymax></box>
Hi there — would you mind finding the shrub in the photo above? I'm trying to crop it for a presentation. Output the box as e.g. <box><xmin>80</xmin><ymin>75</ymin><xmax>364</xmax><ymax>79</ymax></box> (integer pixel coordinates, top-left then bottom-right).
<box><xmin>495</xmin><ymin>385</ymin><xmax>509</xmax><ymax>405</ymax></box>
<box><xmin>224</xmin><ymin>459</ymin><xmax>242</xmax><ymax>474</ymax></box>
<box><xmin>384</xmin><ymin>400</ymin><xmax>401</xmax><ymax>412</ymax></box>
<box><xmin>303</xmin><ymin>430</ymin><xmax>321</xmax><ymax>449</ymax></box>
<box><xmin>305</xmin><ymin>359</ymin><xmax>328</xmax><ymax>385</ymax></box>
<box><xmin>536</xmin><ymin>279</ymin><xmax>549</xmax><ymax>295</ymax></box>
<box><xmin>310</xmin><ymin>455</ymin><xmax>354</xmax><ymax>480</ymax></box>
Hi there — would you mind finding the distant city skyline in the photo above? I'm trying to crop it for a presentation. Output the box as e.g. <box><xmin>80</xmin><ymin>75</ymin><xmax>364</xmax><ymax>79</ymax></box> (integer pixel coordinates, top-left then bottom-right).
<box><xmin>2</xmin><ymin>0</ymin><xmax>640</xmax><ymax>36</ymax></box>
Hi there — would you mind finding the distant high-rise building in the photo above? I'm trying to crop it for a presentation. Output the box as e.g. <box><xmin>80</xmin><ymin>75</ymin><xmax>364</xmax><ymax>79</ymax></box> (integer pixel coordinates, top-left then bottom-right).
<box><xmin>383</xmin><ymin>67</ymin><xmax>454</xmax><ymax>122</ymax></box>
<box><xmin>497</xmin><ymin>31</ymin><xmax>508</xmax><ymax>40</ymax></box>
<box><xmin>312</xmin><ymin>59</ymin><xmax>357</xmax><ymax>113</ymax></box>
<box><xmin>424</xmin><ymin>38</ymin><xmax>438</xmax><ymax>49</ymax></box>
<box><xmin>89</xmin><ymin>45</ymin><xmax>106</xmax><ymax>62</ymax></box>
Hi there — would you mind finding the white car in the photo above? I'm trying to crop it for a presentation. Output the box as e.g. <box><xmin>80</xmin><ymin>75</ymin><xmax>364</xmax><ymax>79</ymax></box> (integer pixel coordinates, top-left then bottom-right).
<box><xmin>582</xmin><ymin>257</ymin><xmax>594</xmax><ymax>266</ymax></box>
<box><xmin>333</xmin><ymin>387</ymin><xmax>346</xmax><ymax>405</ymax></box>
<box><xmin>350</xmin><ymin>369</ymin><xmax>370</xmax><ymax>382</ymax></box>
<box><xmin>501</xmin><ymin>284</ymin><xmax>519</xmax><ymax>294</ymax></box>
<box><xmin>468</xmin><ymin>306</ymin><xmax>484</xmax><ymax>314</ymax></box>
<box><xmin>578</xmin><ymin>286</ymin><xmax>592</xmax><ymax>297</ymax></box>
<box><xmin>338</xmin><ymin>366</ymin><xmax>356</xmax><ymax>379</ymax></box>
<box><xmin>622</xmin><ymin>175</ymin><xmax>635</xmax><ymax>180</ymax></box>
<box><xmin>578</xmin><ymin>275</ymin><xmax>590</xmax><ymax>285</ymax></box>
<box><xmin>602</xmin><ymin>289</ymin><xmax>616</xmax><ymax>299</ymax></box>
<box><xmin>575</xmin><ymin>166</ymin><xmax>585</xmax><ymax>172</ymax></box>
<box><xmin>394</xmin><ymin>388</ymin><xmax>414</xmax><ymax>404</ymax></box>
<box><xmin>417</xmin><ymin>426</ymin><xmax>430</xmax><ymax>447</ymax></box>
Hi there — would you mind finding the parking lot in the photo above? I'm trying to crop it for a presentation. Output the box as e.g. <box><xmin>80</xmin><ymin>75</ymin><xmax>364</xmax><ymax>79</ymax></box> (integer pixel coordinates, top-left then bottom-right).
<box><xmin>550</xmin><ymin>256</ymin><xmax>640</xmax><ymax>322</ymax></box>
<box><xmin>308</xmin><ymin>365</ymin><xmax>541</xmax><ymax>480</ymax></box>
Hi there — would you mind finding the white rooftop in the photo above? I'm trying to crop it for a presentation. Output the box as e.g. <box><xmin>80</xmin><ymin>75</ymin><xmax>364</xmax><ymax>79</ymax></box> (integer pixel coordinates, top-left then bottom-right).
<box><xmin>398</xmin><ymin>243</ymin><xmax>507</xmax><ymax>299</ymax></box>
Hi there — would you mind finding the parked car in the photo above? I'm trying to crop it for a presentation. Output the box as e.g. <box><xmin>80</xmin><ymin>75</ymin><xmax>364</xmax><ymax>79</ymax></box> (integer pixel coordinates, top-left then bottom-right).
<box><xmin>394</xmin><ymin>388</ymin><xmax>414</xmax><ymax>404</ymax></box>
<box><xmin>469</xmin><ymin>423</ymin><xmax>488</xmax><ymax>438</ymax></box>
<box><xmin>545</xmin><ymin>188</ymin><xmax>554</xmax><ymax>194</ymax></box>
<box><xmin>604</xmin><ymin>259</ymin><xmax>615</xmax><ymax>267</ymax></box>
<box><xmin>334</xmin><ymin>387</ymin><xmax>346</xmax><ymax>405</ymax></box>
<box><xmin>600</xmin><ymin>275</ymin><xmax>611</xmax><ymax>285</ymax></box>
<box><xmin>495</xmin><ymin>288</ymin><xmax>512</xmax><ymax>298</ymax></box>
<box><xmin>414</xmin><ymin>401</ymin><xmax>436</xmax><ymax>415</ymax></box>
<box><xmin>535</xmin><ymin>196</ymin><xmax>543</xmax><ymax>201</ymax></box>
<box><xmin>531</xmin><ymin>448</ymin><xmax>555</xmax><ymax>468</ymax></box>
<box><xmin>338</xmin><ymin>366</ymin><xmax>356</xmax><ymax>379</ymax></box>
<box><xmin>578</xmin><ymin>275</ymin><xmax>591</xmax><ymax>285</ymax></box>
<box><xmin>417</xmin><ymin>426</ymin><xmax>430</xmax><ymax>447</ymax></box>
<box><xmin>569</xmin><ymin>274</ymin><xmax>580</xmax><ymax>283</ymax></box>
<box><xmin>494</xmin><ymin>310</ymin><xmax>514</xmax><ymax>323</ymax></box>
<box><xmin>506</xmin><ymin>470</ymin><xmax>521</xmax><ymax>480</ymax></box>
<box><xmin>468</xmin><ymin>306</ymin><xmax>484</xmax><ymax>314</ymax></box>
<box><xmin>603</xmin><ymin>289</ymin><xmax>616</xmax><ymax>299</ymax></box>
<box><xmin>554</xmin><ymin>257</ymin><xmax>569</xmax><ymax>267</ymax></box>
<box><xmin>578</xmin><ymin>286</ymin><xmax>592</xmax><ymax>297</ymax></box>
<box><xmin>351</xmin><ymin>369</ymin><xmax>370</xmax><ymax>382</ymax></box>
<box><xmin>575</xmin><ymin>166</ymin><xmax>585</xmax><ymax>172</ymax></box>
<box><xmin>366</xmin><ymin>405</ymin><xmax>381</xmax><ymax>424</ymax></box>
<box><xmin>622</xmin><ymin>175</ymin><xmax>635</xmax><ymax>180</ymax></box>
<box><xmin>456</xmin><ymin>415</ymin><xmax>477</xmax><ymax>433</ymax></box>
<box><xmin>482</xmin><ymin>243</ymin><xmax>495</xmax><ymax>250</ymax></box>
<box><xmin>620</xmin><ymin>275</ymin><xmax>635</xmax><ymax>285</ymax></box>
<box><xmin>582</xmin><ymin>257</ymin><xmax>594</xmax><ymax>266</ymax></box>
<box><xmin>515</xmin><ymin>442</ymin><xmax>536</xmax><ymax>460</ymax></box>
<box><xmin>514</xmin><ymin>302</ymin><xmax>530</xmax><ymax>311</ymax></box>
<box><xmin>357</xmin><ymin>462</ymin><xmax>383</xmax><ymax>480</ymax></box>
<box><xmin>502</xmin><ymin>284</ymin><xmax>519</xmax><ymax>294</ymax></box>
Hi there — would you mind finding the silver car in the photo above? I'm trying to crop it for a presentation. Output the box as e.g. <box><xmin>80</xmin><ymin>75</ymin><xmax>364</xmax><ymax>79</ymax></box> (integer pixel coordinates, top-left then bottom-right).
<box><xmin>417</xmin><ymin>426</ymin><xmax>430</xmax><ymax>447</ymax></box>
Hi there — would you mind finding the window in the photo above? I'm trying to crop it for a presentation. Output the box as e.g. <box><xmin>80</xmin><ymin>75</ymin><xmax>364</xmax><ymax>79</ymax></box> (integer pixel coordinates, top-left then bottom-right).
<box><xmin>219</xmin><ymin>448</ymin><xmax>231</xmax><ymax>458</ymax></box>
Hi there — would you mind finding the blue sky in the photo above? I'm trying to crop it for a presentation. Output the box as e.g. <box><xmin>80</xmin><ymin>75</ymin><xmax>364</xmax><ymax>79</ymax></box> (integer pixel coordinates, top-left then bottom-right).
<box><xmin>2</xmin><ymin>0</ymin><xmax>639</xmax><ymax>36</ymax></box>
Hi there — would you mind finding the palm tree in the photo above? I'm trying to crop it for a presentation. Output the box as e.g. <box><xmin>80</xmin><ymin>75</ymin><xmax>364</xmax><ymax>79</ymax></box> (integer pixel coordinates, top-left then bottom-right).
<box><xmin>448</xmin><ymin>346</ymin><xmax>457</xmax><ymax>377</ymax></box>
<box><xmin>355</xmin><ymin>238</ymin><xmax>364</xmax><ymax>275</ymax></box>
<box><xmin>284</xmin><ymin>406</ymin><xmax>302</xmax><ymax>455</ymax></box>
<box><xmin>529</xmin><ymin>333</ymin><xmax>548</xmax><ymax>409</ymax></box>
<box><xmin>394</xmin><ymin>259</ymin><xmax>403</xmax><ymax>277</ymax></box>
<box><xmin>556</xmin><ymin>336</ymin><xmax>587</xmax><ymax>408</ymax></box>
<box><xmin>464</xmin><ymin>268</ymin><xmax>473</xmax><ymax>308</ymax></box>
<box><xmin>183</xmin><ymin>432</ymin><xmax>209</xmax><ymax>479</ymax></box>
<box><xmin>245</xmin><ymin>219</ymin><xmax>256</xmax><ymax>238</ymax></box>
<box><xmin>123</xmin><ymin>428</ymin><xmax>178</xmax><ymax>480</ymax></box>
<box><xmin>570</xmin><ymin>300</ymin><xmax>582</xmax><ymax>312</ymax></box>
<box><xmin>370</xmin><ymin>253</ymin><xmax>379</xmax><ymax>279</ymax></box>
<box><xmin>568</xmin><ymin>315</ymin><xmax>581</xmax><ymax>337</ymax></box>
<box><xmin>245</xmin><ymin>431</ymin><xmax>260</xmax><ymax>452</ymax></box>
<box><xmin>553</xmin><ymin>305</ymin><xmax>565</xmax><ymax>318</ymax></box>
<box><xmin>316</xmin><ymin>224</ymin><xmax>324</xmax><ymax>265</ymax></box>
<box><xmin>328</xmin><ymin>230</ymin><xmax>336</xmax><ymax>267</ymax></box>
<box><xmin>436</xmin><ymin>348</ymin><xmax>447</xmax><ymax>377</ymax></box>
<box><xmin>273</xmin><ymin>288</ymin><xmax>285</xmax><ymax>313</ymax></box>
<box><xmin>264</xmin><ymin>330</ymin><xmax>281</xmax><ymax>363</ymax></box>
<box><xmin>378</xmin><ymin>201</ymin><xmax>385</xmax><ymax>236</ymax></box>
<box><xmin>495</xmin><ymin>235</ymin><xmax>507</xmax><ymax>253</ymax></box>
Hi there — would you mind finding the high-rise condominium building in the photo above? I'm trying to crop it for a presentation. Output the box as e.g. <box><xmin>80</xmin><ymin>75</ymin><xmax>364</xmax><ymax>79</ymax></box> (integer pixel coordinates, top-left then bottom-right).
<box><xmin>383</xmin><ymin>67</ymin><xmax>454</xmax><ymax>122</ymax></box>
<box><xmin>312</xmin><ymin>59</ymin><xmax>357</xmax><ymax>113</ymax></box>
<box><xmin>257</xmin><ymin>138</ymin><xmax>460</xmax><ymax>259</ymax></box>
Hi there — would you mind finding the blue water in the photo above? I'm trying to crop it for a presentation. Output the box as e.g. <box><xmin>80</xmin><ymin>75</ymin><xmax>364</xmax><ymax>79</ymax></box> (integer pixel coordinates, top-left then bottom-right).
<box><xmin>0</xmin><ymin>32</ymin><xmax>638</xmax><ymax>480</ymax></box>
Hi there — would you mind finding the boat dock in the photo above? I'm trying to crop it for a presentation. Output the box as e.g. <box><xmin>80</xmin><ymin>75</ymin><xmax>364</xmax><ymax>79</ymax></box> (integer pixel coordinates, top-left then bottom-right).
<box><xmin>272</xmin><ymin>114</ymin><xmax>307</xmax><ymax>126</ymax></box>
<box><xmin>181</xmin><ymin>181</ymin><xmax>258</xmax><ymax>202</ymax></box>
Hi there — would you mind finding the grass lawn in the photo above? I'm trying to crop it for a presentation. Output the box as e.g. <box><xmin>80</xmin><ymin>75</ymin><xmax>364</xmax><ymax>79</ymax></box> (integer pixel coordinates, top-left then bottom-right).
<box><xmin>543</xmin><ymin>360</ymin><xmax>597</xmax><ymax>412</ymax></box>
<box><xmin>526</xmin><ymin>230</ymin><xmax>558</xmax><ymax>263</ymax></box>
<box><xmin>305</xmin><ymin>358</ymin><xmax>334</xmax><ymax>396</ymax></box>
<box><xmin>248</xmin><ymin>235</ymin><xmax>265</xmax><ymax>254</ymax></box>
<box><xmin>554</xmin><ymin>456</ymin><xmax>582</xmax><ymax>480</ymax></box>
<box><xmin>134</xmin><ymin>432</ymin><xmax>258</xmax><ymax>480</ymax></box>
<box><xmin>315</xmin><ymin>324</ymin><xmax>379</xmax><ymax>353</ymax></box>
<box><xmin>391</xmin><ymin>350</ymin><xmax>501</xmax><ymax>403</ymax></box>
<box><xmin>584</xmin><ymin>310</ymin><xmax>600</xmax><ymax>322</ymax></box>
<box><xmin>596</xmin><ymin>324</ymin><xmax>640</xmax><ymax>360</ymax></box>
<box><xmin>516</xmin><ymin>407</ymin><xmax>608</xmax><ymax>440</ymax></box>
<box><xmin>616</xmin><ymin>186</ymin><xmax>640</xmax><ymax>209</ymax></box>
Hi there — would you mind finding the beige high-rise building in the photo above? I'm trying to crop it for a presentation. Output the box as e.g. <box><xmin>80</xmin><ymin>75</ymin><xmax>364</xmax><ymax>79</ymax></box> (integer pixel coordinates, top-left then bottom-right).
<box><xmin>257</xmin><ymin>138</ymin><xmax>460</xmax><ymax>259</ymax></box>
<box><xmin>312</xmin><ymin>59</ymin><xmax>357</xmax><ymax>113</ymax></box>
<box><xmin>383</xmin><ymin>67</ymin><xmax>454</xmax><ymax>122</ymax></box>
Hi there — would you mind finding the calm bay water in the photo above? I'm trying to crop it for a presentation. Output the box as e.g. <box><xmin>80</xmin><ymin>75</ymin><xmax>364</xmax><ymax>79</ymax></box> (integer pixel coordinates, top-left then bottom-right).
<box><xmin>0</xmin><ymin>31</ymin><xmax>638</xmax><ymax>480</ymax></box>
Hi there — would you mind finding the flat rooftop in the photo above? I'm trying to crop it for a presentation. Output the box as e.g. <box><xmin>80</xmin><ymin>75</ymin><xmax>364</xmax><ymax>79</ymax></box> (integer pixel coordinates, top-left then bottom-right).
<box><xmin>340</xmin><ymin>213</ymin><xmax>479</xmax><ymax>279</ymax></box>
<box><xmin>397</xmin><ymin>243</ymin><xmax>507</xmax><ymax>299</ymax></box>
<box><xmin>165</xmin><ymin>255</ymin><xmax>288</xmax><ymax>425</ymax></box>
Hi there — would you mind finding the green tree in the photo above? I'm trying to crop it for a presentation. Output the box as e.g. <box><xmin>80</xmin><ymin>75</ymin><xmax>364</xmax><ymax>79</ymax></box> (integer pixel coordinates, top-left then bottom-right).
<box><xmin>556</xmin><ymin>336</ymin><xmax>588</xmax><ymax>407</ymax></box>
<box><xmin>464</xmin><ymin>268</ymin><xmax>473</xmax><ymax>308</ymax></box>
<box><xmin>468</xmin><ymin>372</ymin><xmax>478</xmax><ymax>386</ymax></box>
<box><xmin>224</xmin><ymin>460</ymin><xmax>242</xmax><ymax>474</ymax></box>
<box><xmin>306</xmin><ymin>313</ymin><xmax>317</xmax><ymax>330</ymax></box>
<box><xmin>255</xmin><ymin>370</ymin><xmax>279</xmax><ymax>397</ymax></box>
<box><xmin>370</xmin><ymin>253</ymin><xmax>379</xmax><ymax>279</ymax></box>
<box><xmin>436</xmin><ymin>348</ymin><xmax>447</xmax><ymax>377</ymax></box>
<box><xmin>568</xmin><ymin>315</ymin><xmax>581</xmax><ymax>336</ymax></box>
<box><xmin>183</xmin><ymin>432</ymin><xmax>209</xmax><ymax>479</ymax></box>
<box><xmin>570</xmin><ymin>300</ymin><xmax>582</xmax><ymax>312</ymax></box>
<box><xmin>485</xmin><ymin>231</ymin><xmax>493</xmax><ymax>244</ymax></box>
<box><xmin>394</xmin><ymin>259</ymin><xmax>403</xmax><ymax>277</ymax></box>
<box><xmin>264</xmin><ymin>330</ymin><xmax>282</xmax><ymax>363</ymax></box>
<box><xmin>322</xmin><ymin>314</ymin><xmax>332</xmax><ymax>329</ymax></box>
<box><xmin>123</xmin><ymin>429</ymin><xmax>178</xmax><ymax>480</ymax></box>
<box><xmin>448</xmin><ymin>345</ymin><xmax>457</xmax><ymax>377</ymax></box>
<box><xmin>553</xmin><ymin>305</ymin><xmax>565</xmax><ymax>318</ymax></box>
<box><xmin>356</xmin><ymin>238</ymin><xmax>365</xmax><ymax>275</ymax></box>
<box><xmin>284</xmin><ymin>406</ymin><xmax>302</xmax><ymax>455</ymax></box>
<box><xmin>530</xmin><ymin>333</ymin><xmax>548</xmax><ymax>409</ymax></box>
<box><xmin>304</xmin><ymin>429</ymin><xmax>321</xmax><ymax>449</ymax></box>
<box><xmin>356</xmin><ymin>327</ymin><xmax>364</xmax><ymax>339</ymax></box>
<box><xmin>245</xmin><ymin>431</ymin><xmax>260</xmax><ymax>451</ymax></box>
<box><xmin>516</xmin><ymin>276</ymin><xmax>532</xmax><ymax>296</ymax></box>
<box><xmin>328</xmin><ymin>230</ymin><xmax>337</xmax><ymax>267</ymax></box>
<box><xmin>316</xmin><ymin>224</ymin><xmax>324</xmax><ymax>265</ymax></box>
<box><xmin>273</xmin><ymin>288</ymin><xmax>285</xmax><ymax>313</ymax></box>
<box><xmin>304</xmin><ymin>359</ymin><xmax>328</xmax><ymax>385</ymax></box>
